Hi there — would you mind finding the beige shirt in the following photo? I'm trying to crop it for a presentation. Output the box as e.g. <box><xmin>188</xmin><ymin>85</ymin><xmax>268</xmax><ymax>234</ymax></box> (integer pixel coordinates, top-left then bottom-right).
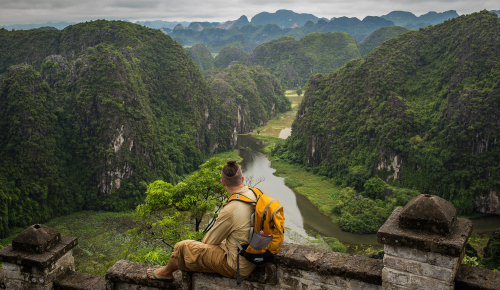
<box><xmin>202</xmin><ymin>186</ymin><xmax>257</xmax><ymax>277</ymax></box>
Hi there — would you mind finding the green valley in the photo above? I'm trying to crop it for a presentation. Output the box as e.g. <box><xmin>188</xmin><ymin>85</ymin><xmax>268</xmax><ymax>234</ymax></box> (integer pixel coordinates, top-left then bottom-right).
<box><xmin>271</xmin><ymin>11</ymin><xmax>500</xmax><ymax>234</ymax></box>
<box><xmin>0</xmin><ymin>20</ymin><xmax>288</xmax><ymax>238</ymax></box>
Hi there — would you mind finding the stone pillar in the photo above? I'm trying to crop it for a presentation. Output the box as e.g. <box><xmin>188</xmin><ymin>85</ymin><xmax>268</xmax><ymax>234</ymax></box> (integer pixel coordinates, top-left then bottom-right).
<box><xmin>377</xmin><ymin>194</ymin><xmax>473</xmax><ymax>290</ymax></box>
<box><xmin>0</xmin><ymin>224</ymin><xmax>77</xmax><ymax>290</ymax></box>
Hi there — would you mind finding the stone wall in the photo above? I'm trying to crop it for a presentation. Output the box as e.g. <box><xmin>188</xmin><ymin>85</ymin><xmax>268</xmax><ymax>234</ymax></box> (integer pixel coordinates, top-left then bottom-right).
<box><xmin>2</xmin><ymin>194</ymin><xmax>500</xmax><ymax>290</ymax></box>
<box><xmin>1</xmin><ymin>242</ymin><xmax>500</xmax><ymax>290</ymax></box>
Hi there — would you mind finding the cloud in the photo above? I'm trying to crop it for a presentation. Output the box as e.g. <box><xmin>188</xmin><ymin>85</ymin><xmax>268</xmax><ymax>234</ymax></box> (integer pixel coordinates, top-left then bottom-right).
<box><xmin>0</xmin><ymin>0</ymin><xmax>498</xmax><ymax>26</ymax></box>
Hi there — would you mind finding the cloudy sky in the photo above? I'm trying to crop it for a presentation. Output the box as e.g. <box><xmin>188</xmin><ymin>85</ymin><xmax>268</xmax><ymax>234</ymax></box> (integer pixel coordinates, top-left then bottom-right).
<box><xmin>0</xmin><ymin>0</ymin><xmax>497</xmax><ymax>25</ymax></box>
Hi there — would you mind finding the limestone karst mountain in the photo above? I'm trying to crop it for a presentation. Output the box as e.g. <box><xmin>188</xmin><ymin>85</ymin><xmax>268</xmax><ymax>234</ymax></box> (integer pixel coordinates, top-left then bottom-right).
<box><xmin>245</xmin><ymin>32</ymin><xmax>361</xmax><ymax>88</ymax></box>
<box><xmin>0</xmin><ymin>20</ymin><xmax>233</xmax><ymax>237</ymax></box>
<box><xmin>272</xmin><ymin>11</ymin><xmax>500</xmax><ymax>219</ymax></box>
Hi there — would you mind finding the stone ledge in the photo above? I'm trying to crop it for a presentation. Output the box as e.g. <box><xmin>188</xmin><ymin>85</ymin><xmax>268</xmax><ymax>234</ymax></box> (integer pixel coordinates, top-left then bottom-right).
<box><xmin>0</xmin><ymin>267</ymin><xmax>5</xmax><ymax>289</ymax></box>
<box><xmin>377</xmin><ymin>208</ymin><xmax>472</xmax><ymax>257</ymax></box>
<box><xmin>105</xmin><ymin>260</ymin><xmax>189</xmax><ymax>289</ymax></box>
<box><xmin>455</xmin><ymin>265</ymin><xmax>500</xmax><ymax>290</ymax></box>
<box><xmin>53</xmin><ymin>270</ymin><xmax>105</xmax><ymax>290</ymax></box>
<box><xmin>275</xmin><ymin>243</ymin><xmax>383</xmax><ymax>285</ymax></box>
<box><xmin>0</xmin><ymin>236</ymin><xmax>78</xmax><ymax>268</ymax></box>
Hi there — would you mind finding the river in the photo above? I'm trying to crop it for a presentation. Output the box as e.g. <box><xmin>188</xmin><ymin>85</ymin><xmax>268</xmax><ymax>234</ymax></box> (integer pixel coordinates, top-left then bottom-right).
<box><xmin>236</xmin><ymin>93</ymin><xmax>500</xmax><ymax>254</ymax></box>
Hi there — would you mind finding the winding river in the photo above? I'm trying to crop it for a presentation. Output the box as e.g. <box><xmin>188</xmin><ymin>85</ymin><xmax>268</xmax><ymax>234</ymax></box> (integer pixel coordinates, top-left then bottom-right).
<box><xmin>236</xmin><ymin>93</ymin><xmax>500</xmax><ymax>254</ymax></box>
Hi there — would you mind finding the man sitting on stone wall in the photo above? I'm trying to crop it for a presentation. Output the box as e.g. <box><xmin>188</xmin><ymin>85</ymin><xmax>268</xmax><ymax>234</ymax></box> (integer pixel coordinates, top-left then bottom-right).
<box><xmin>146</xmin><ymin>160</ymin><xmax>257</xmax><ymax>282</ymax></box>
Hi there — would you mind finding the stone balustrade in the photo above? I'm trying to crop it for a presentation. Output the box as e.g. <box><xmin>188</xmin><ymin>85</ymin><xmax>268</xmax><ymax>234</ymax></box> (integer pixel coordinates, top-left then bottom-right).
<box><xmin>1</xmin><ymin>194</ymin><xmax>499</xmax><ymax>290</ymax></box>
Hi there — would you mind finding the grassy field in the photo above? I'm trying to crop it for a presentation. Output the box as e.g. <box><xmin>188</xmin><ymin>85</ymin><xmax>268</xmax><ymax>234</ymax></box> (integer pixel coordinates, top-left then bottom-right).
<box><xmin>211</xmin><ymin>149</ymin><xmax>242</xmax><ymax>162</ymax></box>
<box><xmin>1</xmin><ymin>211</ymin><xmax>138</xmax><ymax>276</ymax></box>
<box><xmin>272</xmin><ymin>159</ymin><xmax>342</xmax><ymax>220</ymax></box>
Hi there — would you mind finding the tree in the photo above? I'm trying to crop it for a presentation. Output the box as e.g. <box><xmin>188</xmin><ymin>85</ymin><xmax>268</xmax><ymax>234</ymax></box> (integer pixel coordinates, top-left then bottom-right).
<box><xmin>133</xmin><ymin>158</ymin><xmax>228</xmax><ymax>253</ymax></box>
<box><xmin>364</xmin><ymin>177</ymin><xmax>387</xmax><ymax>200</ymax></box>
<box><xmin>296</xmin><ymin>87</ymin><xmax>303</xmax><ymax>96</ymax></box>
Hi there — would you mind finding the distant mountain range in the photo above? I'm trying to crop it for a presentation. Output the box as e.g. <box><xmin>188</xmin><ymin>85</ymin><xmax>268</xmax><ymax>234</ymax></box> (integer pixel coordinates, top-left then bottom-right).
<box><xmin>2</xmin><ymin>9</ymin><xmax>475</xmax><ymax>32</ymax></box>
<box><xmin>187</xmin><ymin>26</ymin><xmax>409</xmax><ymax>88</ymax></box>
<box><xmin>167</xmin><ymin>9</ymin><xmax>464</xmax><ymax>53</ymax></box>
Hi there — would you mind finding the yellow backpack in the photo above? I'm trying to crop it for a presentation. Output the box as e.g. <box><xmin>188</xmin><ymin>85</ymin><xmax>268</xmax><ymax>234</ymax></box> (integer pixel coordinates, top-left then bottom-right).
<box><xmin>227</xmin><ymin>188</ymin><xmax>285</xmax><ymax>285</ymax></box>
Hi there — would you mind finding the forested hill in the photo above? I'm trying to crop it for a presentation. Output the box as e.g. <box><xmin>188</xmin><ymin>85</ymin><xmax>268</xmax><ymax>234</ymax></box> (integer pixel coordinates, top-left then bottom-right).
<box><xmin>170</xmin><ymin>16</ymin><xmax>396</xmax><ymax>52</ymax></box>
<box><xmin>186</xmin><ymin>44</ymin><xmax>214</xmax><ymax>72</ymax></box>
<box><xmin>273</xmin><ymin>11</ymin><xmax>500</xmax><ymax>216</ymax></box>
<box><xmin>0</xmin><ymin>20</ymin><xmax>235</xmax><ymax>237</ymax></box>
<box><xmin>358</xmin><ymin>26</ymin><xmax>409</xmax><ymax>58</ymax></box>
<box><xmin>245</xmin><ymin>32</ymin><xmax>361</xmax><ymax>88</ymax></box>
<box><xmin>250</xmin><ymin>9</ymin><xmax>320</xmax><ymax>28</ymax></box>
<box><xmin>206</xmin><ymin>64</ymin><xmax>291</xmax><ymax>133</ymax></box>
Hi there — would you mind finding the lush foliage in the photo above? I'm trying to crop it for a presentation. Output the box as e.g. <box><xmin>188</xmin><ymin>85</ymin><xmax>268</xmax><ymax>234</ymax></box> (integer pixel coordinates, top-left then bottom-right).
<box><xmin>186</xmin><ymin>44</ymin><xmax>214</xmax><ymax>72</ymax></box>
<box><xmin>272</xmin><ymin>11</ymin><xmax>500</xmax><ymax>219</ymax></box>
<box><xmin>382</xmin><ymin>10</ymin><xmax>458</xmax><ymax>27</ymax></box>
<box><xmin>0</xmin><ymin>20</ymin><xmax>235</xmax><ymax>237</ymax></box>
<box><xmin>246</xmin><ymin>32</ymin><xmax>360</xmax><ymax>88</ymax></box>
<box><xmin>482</xmin><ymin>230</ymin><xmax>500</xmax><ymax>270</ymax></box>
<box><xmin>132</xmin><ymin>158</ymin><xmax>228</xmax><ymax>261</ymax></box>
<box><xmin>207</xmin><ymin>64</ymin><xmax>292</xmax><ymax>132</ymax></box>
<box><xmin>214</xmin><ymin>46</ymin><xmax>250</xmax><ymax>69</ymax></box>
<box><xmin>169</xmin><ymin>15</ymin><xmax>401</xmax><ymax>52</ymax></box>
<box><xmin>250</xmin><ymin>9</ymin><xmax>319</xmax><ymax>28</ymax></box>
<box><xmin>359</xmin><ymin>26</ymin><xmax>409</xmax><ymax>58</ymax></box>
<box><xmin>332</xmin><ymin>186</ymin><xmax>420</xmax><ymax>233</ymax></box>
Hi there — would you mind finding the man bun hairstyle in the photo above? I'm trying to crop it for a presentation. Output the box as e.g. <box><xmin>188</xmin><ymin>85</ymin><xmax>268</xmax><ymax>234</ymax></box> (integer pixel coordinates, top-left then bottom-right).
<box><xmin>221</xmin><ymin>160</ymin><xmax>243</xmax><ymax>187</ymax></box>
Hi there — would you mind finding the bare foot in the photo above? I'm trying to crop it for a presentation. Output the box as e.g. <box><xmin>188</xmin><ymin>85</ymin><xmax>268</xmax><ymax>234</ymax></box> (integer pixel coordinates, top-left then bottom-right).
<box><xmin>147</xmin><ymin>268</ymin><xmax>174</xmax><ymax>280</ymax></box>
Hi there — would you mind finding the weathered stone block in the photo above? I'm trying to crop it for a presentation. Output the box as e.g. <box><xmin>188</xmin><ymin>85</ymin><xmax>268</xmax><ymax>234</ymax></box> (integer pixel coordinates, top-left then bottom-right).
<box><xmin>275</xmin><ymin>243</ymin><xmax>383</xmax><ymax>285</ymax></box>
<box><xmin>54</xmin><ymin>269</ymin><xmax>106</xmax><ymax>290</ymax></box>
<box><xmin>0</xmin><ymin>267</ymin><xmax>5</xmax><ymax>289</ymax></box>
<box><xmin>399</xmin><ymin>194</ymin><xmax>457</xmax><ymax>234</ymax></box>
<box><xmin>0</xmin><ymin>236</ymin><xmax>78</xmax><ymax>268</ymax></box>
<box><xmin>383</xmin><ymin>254</ymin><xmax>455</xmax><ymax>282</ymax></box>
<box><xmin>383</xmin><ymin>245</ymin><xmax>460</xmax><ymax>269</ymax></box>
<box><xmin>377</xmin><ymin>208</ymin><xmax>472</xmax><ymax>257</ymax></box>
<box><xmin>12</xmin><ymin>224</ymin><xmax>61</xmax><ymax>254</ymax></box>
<box><xmin>1</xmin><ymin>263</ymin><xmax>21</xmax><ymax>272</ymax></box>
<box><xmin>382</xmin><ymin>282</ymin><xmax>412</xmax><ymax>290</ymax></box>
<box><xmin>192</xmin><ymin>272</ymin><xmax>277</xmax><ymax>290</ymax></box>
<box><xmin>455</xmin><ymin>264</ymin><xmax>500</xmax><ymax>290</ymax></box>
<box><xmin>3</xmin><ymin>279</ymin><xmax>54</xmax><ymax>290</ymax></box>
<box><xmin>105</xmin><ymin>260</ymin><xmax>189</xmax><ymax>290</ymax></box>
<box><xmin>382</xmin><ymin>268</ymin><xmax>453</xmax><ymax>290</ymax></box>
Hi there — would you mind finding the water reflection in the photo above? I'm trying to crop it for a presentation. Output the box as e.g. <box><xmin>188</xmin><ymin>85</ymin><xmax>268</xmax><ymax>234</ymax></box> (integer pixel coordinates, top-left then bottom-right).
<box><xmin>237</xmin><ymin>135</ymin><xmax>311</xmax><ymax>240</ymax></box>
<box><xmin>236</xmin><ymin>133</ymin><xmax>500</xmax><ymax>253</ymax></box>
<box><xmin>278</xmin><ymin>127</ymin><xmax>292</xmax><ymax>139</ymax></box>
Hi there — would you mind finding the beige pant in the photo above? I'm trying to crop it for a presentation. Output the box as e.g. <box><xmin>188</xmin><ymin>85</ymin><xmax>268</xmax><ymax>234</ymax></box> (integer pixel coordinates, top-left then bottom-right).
<box><xmin>171</xmin><ymin>240</ymin><xmax>237</xmax><ymax>278</ymax></box>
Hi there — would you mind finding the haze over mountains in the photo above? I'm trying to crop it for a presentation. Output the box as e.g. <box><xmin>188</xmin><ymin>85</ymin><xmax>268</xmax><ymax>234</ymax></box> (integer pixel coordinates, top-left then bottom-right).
<box><xmin>3</xmin><ymin>9</ymin><xmax>464</xmax><ymax>32</ymax></box>
<box><xmin>186</xmin><ymin>26</ymin><xmax>409</xmax><ymax>89</ymax></box>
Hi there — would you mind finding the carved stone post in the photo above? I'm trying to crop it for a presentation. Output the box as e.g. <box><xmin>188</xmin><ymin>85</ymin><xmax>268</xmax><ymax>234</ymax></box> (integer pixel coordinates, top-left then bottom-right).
<box><xmin>0</xmin><ymin>224</ymin><xmax>77</xmax><ymax>290</ymax></box>
<box><xmin>377</xmin><ymin>194</ymin><xmax>473</xmax><ymax>290</ymax></box>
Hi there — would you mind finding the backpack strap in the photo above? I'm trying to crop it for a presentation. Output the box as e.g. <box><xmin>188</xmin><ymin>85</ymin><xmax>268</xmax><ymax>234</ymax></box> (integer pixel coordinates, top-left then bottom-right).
<box><xmin>233</xmin><ymin>237</ymin><xmax>243</xmax><ymax>286</ymax></box>
<box><xmin>227</xmin><ymin>192</ymin><xmax>255</xmax><ymax>204</ymax></box>
<box><xmin>249</xmin><ymin>188</ymin><xmax>262</xmax><ymax>200</ymax></box>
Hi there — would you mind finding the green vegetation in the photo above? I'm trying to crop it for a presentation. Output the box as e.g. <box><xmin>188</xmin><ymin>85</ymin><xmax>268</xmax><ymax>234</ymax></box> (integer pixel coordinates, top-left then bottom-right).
<box><xmin>246</xmin><ymin>32</ymin><xmax>361</xmax><ymax>88</ymax></box>
<box><xmin>206</xmin><ymin>64</ymin><xmax>291</xmax><ymax>133</ymax></box>
<box><xmin>186</xmin><ymin>43</ymin><xmax>214</xmax><ymax>72</ymax></box>
<box><xmin>359</xmin><ymin>26</ymin><xmax>409</xmax><ymax>58</ymax></box>
<box><xmin>382</xmin><ymin>10</ymin><xmax>458</xmax><ymax>27</ymax></box>
<box><xmin>250</xmin><ymin>9</ymin><xmax>319</xmax><ymax>28</ymax></box>
<box><xmin>482</xmin><ymin>230</ymin><xmax>500</xmax><ymax>270</ymax></box>
<box><xmin>132</xmin><ymin>158</ymin><xmax>228</xmax><ymax>265</ymax></box>
<box><xmin>170</xmin><ymin>16</ymin><xmax>399</xmax><ymax>52</ymax></box>
<box><xmin>0</xmin><ymin>20</ymin><xmax>239</xmax><ymax>238</ymax></box>
<box><xmin>0</xmin><ymin>211</ymin><xmax>138</xmax><ymax>276</ymax></box>
<box><xmin>272</xmin><ymin>11</ymin><xmax>500</xmax><ymax>230</ymax></box>
<box><xmin>214</xmin><ymin>46</ymin><xmax>249</xmax><ymax>69</ymax></box>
